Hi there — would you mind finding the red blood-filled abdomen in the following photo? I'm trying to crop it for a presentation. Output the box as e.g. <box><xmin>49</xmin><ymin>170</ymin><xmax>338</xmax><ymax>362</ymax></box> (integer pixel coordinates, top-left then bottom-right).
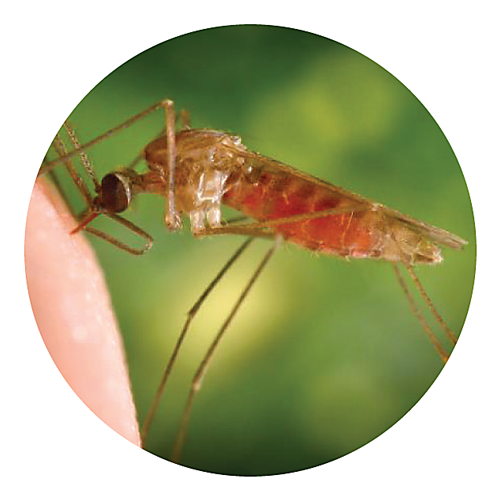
<box><xmin>223</xmin><ymin>170</ymin><xmax>381</xmax><ymax>259</ymax></box>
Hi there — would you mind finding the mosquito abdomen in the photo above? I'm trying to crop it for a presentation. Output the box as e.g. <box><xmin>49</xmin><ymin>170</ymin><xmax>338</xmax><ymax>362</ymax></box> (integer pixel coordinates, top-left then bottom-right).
<box><xmin>223</xmin><ymin>162</ymin><xmax>445</xmax><ymax>264</ymax></box>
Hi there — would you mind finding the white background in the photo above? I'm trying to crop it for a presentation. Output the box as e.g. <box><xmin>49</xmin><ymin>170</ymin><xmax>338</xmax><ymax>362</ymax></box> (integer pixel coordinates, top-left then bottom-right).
<box><xmin>1</xmin><ymin>1</ymin><xmax>498</xmax><ymax>498</ymax></box>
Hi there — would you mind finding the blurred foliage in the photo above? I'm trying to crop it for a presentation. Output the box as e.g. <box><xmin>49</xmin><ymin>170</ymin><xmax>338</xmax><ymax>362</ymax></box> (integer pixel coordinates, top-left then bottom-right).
<box><xmin>47</xmin><ymin>25</ymin><xmax>475</xmax><ymax>475</ymax></box>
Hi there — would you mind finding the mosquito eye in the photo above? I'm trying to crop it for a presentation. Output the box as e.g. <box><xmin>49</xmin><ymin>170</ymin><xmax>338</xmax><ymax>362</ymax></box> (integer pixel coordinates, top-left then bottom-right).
<box><xmin>101</xmin><ymin>173</ymin><xmax>131</xmax><ymax>213</ymax></box>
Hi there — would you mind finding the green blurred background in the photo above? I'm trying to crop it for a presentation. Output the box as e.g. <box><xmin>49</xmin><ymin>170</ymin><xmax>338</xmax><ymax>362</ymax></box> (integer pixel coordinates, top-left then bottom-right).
<box><xmin>48</xmin><ymin>26</ymin><xmax>475</xmax><ymax>475</ymax></box>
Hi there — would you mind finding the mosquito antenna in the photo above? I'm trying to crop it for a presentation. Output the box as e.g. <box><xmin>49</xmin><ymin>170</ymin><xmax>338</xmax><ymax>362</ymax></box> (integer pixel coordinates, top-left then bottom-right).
<box><xmin>171</xmin><ymin>237</ymin><xmax>280</xmax><ymax>463</ymax></box>
<box><xmin>51</xmin><ymin>131</ymin><xmax>93</xmax><ymax>205</ymax></box>
<box><xmin>403</xmin><ymin>263</ymin><xmax>458</xmax><ymax>346</ymax></box>
<box><xmin>64</xmin><ymin>122</ymin><xmax>100</xmax><ymax>192</ymax></box>
<box><xmin>391</xmin><ymin>263</ymin><xmax>449</xmax><ymax>362</ymax></box>
<box><xmin>141</xmin><ymin>237</ymin><xmax>254</xmax><ymax>443</ymax></box>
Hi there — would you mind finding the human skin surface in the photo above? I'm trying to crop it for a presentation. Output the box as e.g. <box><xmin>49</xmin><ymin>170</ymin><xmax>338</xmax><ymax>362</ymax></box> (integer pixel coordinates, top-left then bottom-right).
<box><xmin>25</xmin><ymin>179</ymin><xmax>141</xmax><ymax>446</ymax></box>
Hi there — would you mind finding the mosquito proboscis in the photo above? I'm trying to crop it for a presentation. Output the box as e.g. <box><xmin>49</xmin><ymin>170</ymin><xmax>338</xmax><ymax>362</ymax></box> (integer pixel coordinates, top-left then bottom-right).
<box><xmin>40</xmin><ymin>98</ymin><xmax>467</xmax><ymax>464</ymax></box>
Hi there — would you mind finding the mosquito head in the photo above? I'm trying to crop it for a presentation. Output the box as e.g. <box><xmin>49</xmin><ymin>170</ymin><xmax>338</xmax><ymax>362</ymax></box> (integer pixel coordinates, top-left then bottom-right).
<box><xmin>71</xmin><ymin>170</ymin><xmax>137</xmax><ymax>235</ymax></box>
<box><xmin>98</xmin><ymin>171</ymin><xmax>135</xmax><ymax>214</ymax></box>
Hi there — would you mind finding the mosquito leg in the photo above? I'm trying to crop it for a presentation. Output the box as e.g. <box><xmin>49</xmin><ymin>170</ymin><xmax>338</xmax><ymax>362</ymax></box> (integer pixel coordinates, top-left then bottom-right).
<box><xmin>47</xmin><ymin>169</ymin><xmax>73</xmax><ymax>214</ymax></box>
<box><xmin>171</xmin><ymin>237</ymin><xmax>280</xmax><ymax>463</ymax></box>
<box><xmin>46</xmin><ymin>152</ymin><xmax>78</xmax><ymax>220</ymax></box>
<box><xmin>127</xmin><ymin>105</ymin><xmax>192</xmax><ymax>175</ymax></box>
<box><xmin>403</xmin><ymin>263</ymin><xmax>458</xmax><ymax>346</ymax></box>
<box><xmin>191</xmin><ymin>209</ymin><xmax>358</xmax><ymax>240</ymax></box>
<box><xmin>162</xmin><ymin>99</ymin><xmax>182</xmax><ymax>231</ymax></box>
<box><xmin>391</xmin><ymin>263</ymin><xmax>449</xmax><ymax>362</ymax></box>
<box><xmin>141</xmin><ymin>237</ymin><xmax>255</xmax><ymax>444</ymax></box>
<box><xmin>86</xmin><ymin>213</ymin><xmax>153</xmax><ymax>255</ymax></box>
<box><xmin>39</xmin><ymin>99</ymin><xmax>172</xmax><ymax>176</ymax></box>
<box><xmin>191</xmin><ymin>207</ymin><xmax>368</xmax><ymax>239</ymax></box>
<box><xmin>201</xmin><ymin>205</ymin><xmax>368</xmax><ymax>233</ymax></box>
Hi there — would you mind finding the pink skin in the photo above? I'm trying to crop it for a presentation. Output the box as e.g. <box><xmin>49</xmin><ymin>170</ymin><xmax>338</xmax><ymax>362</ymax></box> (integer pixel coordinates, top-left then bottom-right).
<box><xmin>25</xmin><ymin>179</ymin><xmax>141</xmax><ymax>446</ymax></box>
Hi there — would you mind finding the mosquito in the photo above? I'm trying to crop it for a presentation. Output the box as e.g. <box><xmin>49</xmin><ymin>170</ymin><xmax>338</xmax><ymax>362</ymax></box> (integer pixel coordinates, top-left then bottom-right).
<box><xmin>40</xmin><ymin>98</ymin><xmax>467</xmax><ymax>464</ymax></box>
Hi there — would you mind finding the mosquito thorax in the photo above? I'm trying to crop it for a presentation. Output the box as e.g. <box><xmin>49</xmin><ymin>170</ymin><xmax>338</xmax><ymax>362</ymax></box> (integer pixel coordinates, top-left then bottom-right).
<box><xmin>100</xmin><ymin>171</ymin><xmax>134</xmax><ymax>213</ymax></box>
